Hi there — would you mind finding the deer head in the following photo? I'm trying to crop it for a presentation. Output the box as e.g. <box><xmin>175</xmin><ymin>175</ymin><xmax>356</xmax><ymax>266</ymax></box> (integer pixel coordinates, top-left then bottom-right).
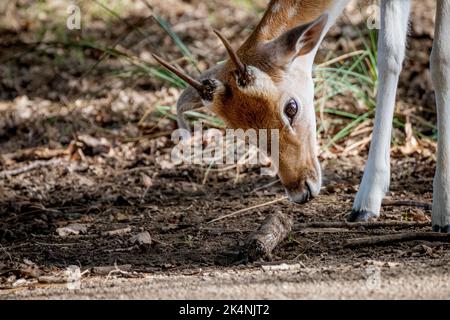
<box><xmin>154</xmin><ymin>7</ymin><xmax>329</xmax><ymax>204</ymax></box>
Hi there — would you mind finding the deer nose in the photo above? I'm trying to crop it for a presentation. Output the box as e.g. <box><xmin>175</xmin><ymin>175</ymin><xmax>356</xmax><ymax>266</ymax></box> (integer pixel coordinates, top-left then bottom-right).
<box><xmin>286</xmin><ymin>180</ymin><xmax>320</xmax><ymax>204</ymax></box>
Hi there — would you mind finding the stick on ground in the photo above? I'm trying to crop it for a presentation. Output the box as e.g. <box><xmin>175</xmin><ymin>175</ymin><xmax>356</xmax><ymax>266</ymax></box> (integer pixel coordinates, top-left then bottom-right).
<box><xmin>294</xmin><ymin>220</ymin><xmax>430</xmax><ymax>231</ymax></box>
<box><xmin>241</xmin><ymin>211</ymin><xmax>293</xmax><ymax>262</ymax></box>
<box><xmin>344</xmin><ymin>232</ymin><xmax>450</xmax><ymax>248</ymax></box>
<box><xmin>0</xmin><ymin>159</ymin><xmax>65</xmax><ymax>177</ymax></box>
<box><xmin>382</xmin><ymin>199</ymin><xmax>432</xmax><ymax>210</ymax></box>
<box><xmin>206</xmin><ymin>197</ymin><xmax>288</xmax><ymax>225</ymax></box>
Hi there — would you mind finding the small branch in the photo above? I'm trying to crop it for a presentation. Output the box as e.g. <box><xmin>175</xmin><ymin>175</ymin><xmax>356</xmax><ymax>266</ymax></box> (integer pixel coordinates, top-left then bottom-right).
<box><xmin>294</xmin><ymin>221</ymin><xmax>430</xmax><ymax>231</ymax></box>
<box><xmin>344</xmin><ymin>232</ymin><xmax>450</xmax><ymax>248</ymax></box>
<box><xmin>241</xmin><ymin>211</ymin><xmax>293</xmax><ymax>262</ymax></box>
<box><xmin>33</xmin><ymin>241</ymin><xmax>79</xmax><ymax>247</ymax></box>
<box><xmin>3</xmin><ymin>147</ymin><xmax>67</xmax><ymax>162</ymax></box>
<box><xmin>382</xmin><ymin>199</ymin><xmax>432</xmax><ymax>210</ymax></box>
<box><xmin>250</xmin><ymin>179</ymin><xmax>281</xmax><ymax>194</ymax></box>
<box><xmin>316</xmin><ymin>50</ymin><xmax>366</xmax><ymax>68</ymax></box>
<box><xmin>206</xmin><ymin>197</ymin><xmax>288</xmax><ymax>225</ymax></box>
<box><xmin>92</xmin><ymin>264</ymin><xmax>132</xmax><ymax>275</ymax></box>
<box><xmin>0</xmin><ymin>159</ymin><xmax>65</xmax><ymax>177</ymax></box>
<box><xmin>295</xmin><ymin>227</ymin><xmax>354</xmax><ymax>234</ymax></box>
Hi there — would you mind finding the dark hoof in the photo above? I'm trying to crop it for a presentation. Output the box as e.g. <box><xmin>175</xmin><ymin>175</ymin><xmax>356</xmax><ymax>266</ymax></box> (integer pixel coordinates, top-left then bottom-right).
<box><xmin>432</xmin><ymin>225</ymin><xmax>450</xmax><ymax>233</ymax></box>
<box><xmin>347</xmin><ymin>210</ymin><xmax>378</xmax><ymax>222</ymax></box>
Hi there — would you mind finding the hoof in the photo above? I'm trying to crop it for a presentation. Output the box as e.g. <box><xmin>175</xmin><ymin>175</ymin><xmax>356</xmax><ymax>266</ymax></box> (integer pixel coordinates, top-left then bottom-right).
<box><xmin>347</xmin><ymin>210</ymin><xmax>378</xmax><ymax>222</ymax></box>
<box><xmin>432</xmin><ymin>225</ymin><xmax>450</xmax><ymax>233</ymax></box>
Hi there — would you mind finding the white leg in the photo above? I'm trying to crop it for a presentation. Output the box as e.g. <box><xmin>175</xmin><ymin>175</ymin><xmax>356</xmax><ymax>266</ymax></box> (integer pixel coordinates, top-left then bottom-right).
<box><xmin>349</xmin><ymin>0</ymin><xmax>411</xmax><ymax>222</ymax></box>
<box><xmin>431</xmin><ymin>0</ymin><xmax>450</xmax><ymax>232</ymax></box>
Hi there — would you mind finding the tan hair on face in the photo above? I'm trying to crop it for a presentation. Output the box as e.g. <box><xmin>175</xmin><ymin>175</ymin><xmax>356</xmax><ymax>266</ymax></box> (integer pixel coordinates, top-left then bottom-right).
<box><xmin>212</xmin><ymin>80</ymin><xmax>282</xmax><ymax>131</ymax></box>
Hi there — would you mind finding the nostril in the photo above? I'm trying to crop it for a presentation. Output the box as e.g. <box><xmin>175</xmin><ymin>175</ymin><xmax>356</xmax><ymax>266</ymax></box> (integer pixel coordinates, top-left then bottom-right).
<box><xmin>305</xmin><ymin>182</ymin><xmax>313</xmax><ymax>201</ymax></box>
<box><xmin>299</xmin><ymin>189</ymin><xmax>311</xmax><ymax>204</ymax></box>
<box><xmin>287</xmin><ymin>187</ymin><xmax>311</xmax><ymax>204</ymax></box>
<box><xmin>285</xmin><ymin>180</ymin><xmax>318</xmax><ymax>204</ymax></box>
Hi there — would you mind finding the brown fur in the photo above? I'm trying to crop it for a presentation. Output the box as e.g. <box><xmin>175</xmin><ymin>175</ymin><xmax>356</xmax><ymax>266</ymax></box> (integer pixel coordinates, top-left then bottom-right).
<box><xmin>219</xmin><ymin>0</ymin><xmax>333</xmax><ymax>83</ymax></box>
<box><xmin>211</xmin><ymin>77</ymin><xmax>281</xmax><ymax>131</ymax></box>
<box><xmin>246</xmin><ymin>0</ymin><xmax>333</xmax><ymax>43</ymax></box>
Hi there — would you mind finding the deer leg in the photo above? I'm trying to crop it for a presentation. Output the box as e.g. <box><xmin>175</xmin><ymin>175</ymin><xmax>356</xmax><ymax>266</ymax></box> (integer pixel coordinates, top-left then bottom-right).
<box><xmin>348</xmin><ymin>0</ymin><xmax>411</xmax><ymax>222</ymax></box>
<box><xmin>431</xmin><ymin>0</ymin><xmax>450</xmax><ymax>233</ymax></box>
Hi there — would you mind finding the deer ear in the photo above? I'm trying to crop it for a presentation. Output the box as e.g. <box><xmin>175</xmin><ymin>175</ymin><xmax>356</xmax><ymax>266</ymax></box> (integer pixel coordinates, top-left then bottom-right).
<box><xmin>268</xmin><ymin>14</ymin><xmax>328</xmax><ymax>64</ymax></box>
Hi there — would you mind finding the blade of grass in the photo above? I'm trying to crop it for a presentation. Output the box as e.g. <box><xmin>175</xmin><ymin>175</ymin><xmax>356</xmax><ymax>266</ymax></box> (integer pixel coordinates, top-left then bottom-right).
<box><xmin>153</xmin><ymin>15</ymin><xmax>200</xmax><ymax>74</ymax></box>
<box><xmin>324</xmin><ymin>110</ymin><xmax>375</xmax><ymax>149</ymax></box>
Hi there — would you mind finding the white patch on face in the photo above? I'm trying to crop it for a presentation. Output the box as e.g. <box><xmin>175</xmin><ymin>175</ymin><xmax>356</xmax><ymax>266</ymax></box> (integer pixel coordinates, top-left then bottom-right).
<box><xmin>287</xmin><ymin>6</ymin><xmax>297</xmax><ymax>19</ymax></box>
<box><xmin>277</xmin><ymin>65</ymin><xmax>315</xmax><ymax>135</ymax></box>
<box><xmin>261</xmin><ymin>25</ymin><xmax>270</xmax><ymax>38</ymax></box>
<box><xmin>272</xmin><ymin>2</ymin><xmax>281</xmax><ymax>13</ymax></box>
<box><xmin>238</xmin><ymin>66</ymin><xmax>278</xmax><ymax>99</ymax></box>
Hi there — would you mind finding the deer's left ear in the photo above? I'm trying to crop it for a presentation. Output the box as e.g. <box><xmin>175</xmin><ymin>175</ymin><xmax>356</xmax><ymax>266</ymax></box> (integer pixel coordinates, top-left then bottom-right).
<box><xmin>267</xmin><ymin>14</ymin><xmax>328</xmax><ymax>64</ymax></box>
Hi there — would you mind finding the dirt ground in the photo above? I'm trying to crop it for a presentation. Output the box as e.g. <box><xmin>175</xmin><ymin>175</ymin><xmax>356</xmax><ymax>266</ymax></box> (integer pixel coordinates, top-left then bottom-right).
<box><xmin>1</xmin><ymin>0</ymin><xmax>449</xmax><ymax>299</ymax></box>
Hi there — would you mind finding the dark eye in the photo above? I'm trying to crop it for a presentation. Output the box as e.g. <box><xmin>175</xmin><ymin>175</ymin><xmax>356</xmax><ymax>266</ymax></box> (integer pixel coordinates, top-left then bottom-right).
<box><xmin>284</xmin><ymin>98</ymin><xmax>298</xmax><ymax>123</ymax></box>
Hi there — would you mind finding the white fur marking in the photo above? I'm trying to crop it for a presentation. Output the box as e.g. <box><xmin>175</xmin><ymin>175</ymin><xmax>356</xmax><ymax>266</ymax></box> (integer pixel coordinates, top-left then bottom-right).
<box><xmin>272</xmin><ymin>2</ymin><xmax>281</xmax><ymax>13</ymax></box>
<box><xmin>261</xmin><ymin>25</ymin><xmax>270</xmax><ymax>37</ymax></box>
<box><xmin>239</xmin><ymin>66</ymin><xmax>278</xmax><ymax>98</ymax></box>
<box><xmin>287</xmin><ymin>7</ymin><xmax>297</xmax><ymax>19</ymax></box>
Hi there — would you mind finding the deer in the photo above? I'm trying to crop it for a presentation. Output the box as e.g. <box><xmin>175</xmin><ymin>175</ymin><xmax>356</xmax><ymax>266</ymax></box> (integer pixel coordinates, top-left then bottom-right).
<box><xmin>153</xmin><ymin>0</ymin><xmax>450</xmax><ymax>233</ymax></box>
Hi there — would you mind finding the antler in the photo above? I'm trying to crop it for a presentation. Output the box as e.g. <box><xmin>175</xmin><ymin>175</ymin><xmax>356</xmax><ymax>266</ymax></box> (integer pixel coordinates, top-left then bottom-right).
<box><xmin>152</xmin><ymin>54</ymin><xmax>204</xmax><ymax>91</ymax></box>
<box><xmin>152</xmin><ymin>54</ymin><xmax>218</xmax><ymax>102</ymax></box>
<box><xmin>213</xmin><ymin>30</ymin><xmax>246</xmax><ymax>75</ymax></box>
<box><xmin>213</xmin><ymin>30</ymin><xmax>253</xmax><ymax>87</ymax></box>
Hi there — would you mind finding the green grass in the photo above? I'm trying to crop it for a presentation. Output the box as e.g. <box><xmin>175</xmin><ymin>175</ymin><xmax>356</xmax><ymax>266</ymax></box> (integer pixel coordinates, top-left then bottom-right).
<box><xmin>153</xmin><ymin>15</ymin><xmax>200</xmax><ymax>74</ymax></box>
<box><xmin>314</xmin><ymin>28</ymin><xmax>379</xmax><ymax>149</ymax></box>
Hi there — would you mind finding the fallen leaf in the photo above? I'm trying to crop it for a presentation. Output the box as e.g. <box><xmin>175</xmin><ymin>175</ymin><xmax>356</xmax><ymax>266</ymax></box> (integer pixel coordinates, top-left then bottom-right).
<box><xmin>56</xmin><ymin>224</ymin><xmax>89</xmax><ymax>237</ymax></box>
<box><xmin>130</xmin><ymin>231</ymin><xmax>152</xmax><ymax>245</ymax></box>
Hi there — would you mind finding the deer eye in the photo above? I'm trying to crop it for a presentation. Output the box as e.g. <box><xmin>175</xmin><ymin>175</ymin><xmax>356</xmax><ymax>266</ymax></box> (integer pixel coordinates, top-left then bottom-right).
<box><xmin>284</xmin><ymin>98</ymin><xmax>298</xmax><ymax>124</ymax></box>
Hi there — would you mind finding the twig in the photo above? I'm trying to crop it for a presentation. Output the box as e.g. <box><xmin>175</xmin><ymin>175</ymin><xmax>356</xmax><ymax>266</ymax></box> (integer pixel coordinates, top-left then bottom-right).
<box><xmin>294</xmin><ymin>220</ymin><xmax>430</xmax><ymax>231</ymax></box>
<box><xmin>0</xmin><ymin>159</ymin><xmax>65</xmax><ymax>178</ymax></box>
<box><xmin>3</xmin><ymin>147</ymin><xmax>67</xmax><ymax>162</ymax></box>
<box><xmin>296</xmin><ymin>227</ymin><xmax>357</xmax><ymax>234</ymax></box>
<box><xmin>33</xmin><ymin>241</ymin><xmax>79</xmax><ymax>247</ymax></box>
<box><xmin>199</xmin><ymin>227</ymin><xmax>254</xmax><ymax>234</ymax></box>
<box><xmin>382</xmin><ymin>199</ymin><xmax>432</xmax><ymax>210</ymax></box>
<box><xmin>38</xmin><ymin>276</ymin><xmax>68</xmax><ymax>284</ymax></box>
<box><xmin>206</xmin><ymin>196</ymin><xmax>288</xmax><ymax>225</ymax></box>
<box><xmin>316</xmin><ymin>50</ymin><xmax>366</xmax><ymax>68</ymax></box>
<box><xmin>92</xmin><ymin>264</ymin><xmax>132</xmax><ymax>275</ymax></box>
<box><xmin>344</xmin><ymin>232</ymin><xmax>450</xmax><ymax>248</ymax></box>
<box><xmin>105</xmin><ymin>263</ymin><xmax>133</xmax><ymax>280</ymax></box>
<box><xmin>250</xmin><ymin>179</ymin><xmax>281</xmax><ymax>194</ymax></box>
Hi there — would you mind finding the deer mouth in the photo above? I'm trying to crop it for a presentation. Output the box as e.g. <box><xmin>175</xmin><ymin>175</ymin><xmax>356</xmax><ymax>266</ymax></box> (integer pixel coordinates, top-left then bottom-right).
<box><xmin>285</xmin><ymin>181</ymin><xmax>313</xmax><ymax>204</ymax></box>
